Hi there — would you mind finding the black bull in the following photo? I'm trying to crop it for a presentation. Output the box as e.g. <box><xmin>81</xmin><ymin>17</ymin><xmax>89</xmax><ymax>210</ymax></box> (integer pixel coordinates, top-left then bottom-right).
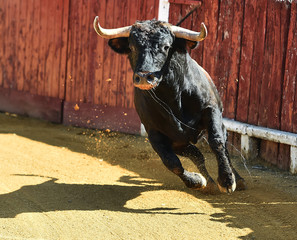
<box><xmin>94</xmin><ymin>17</ymin><xmax>246</xmax><ymax>193</ymax></box>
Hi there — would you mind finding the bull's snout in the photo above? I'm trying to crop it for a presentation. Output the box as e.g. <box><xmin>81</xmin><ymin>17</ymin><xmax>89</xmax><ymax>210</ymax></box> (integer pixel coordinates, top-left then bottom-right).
<box><xmin>133</xmin><ymin>72</ymin><xmax>157</xmax><ymax>90</ymax></box>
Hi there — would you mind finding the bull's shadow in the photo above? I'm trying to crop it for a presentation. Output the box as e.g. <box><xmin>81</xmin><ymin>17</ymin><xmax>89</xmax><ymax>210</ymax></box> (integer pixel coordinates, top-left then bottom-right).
<box><xmin>0</xmin><ymin>175</ymin><xmax>201</xmax><ymax>218</ymax></box>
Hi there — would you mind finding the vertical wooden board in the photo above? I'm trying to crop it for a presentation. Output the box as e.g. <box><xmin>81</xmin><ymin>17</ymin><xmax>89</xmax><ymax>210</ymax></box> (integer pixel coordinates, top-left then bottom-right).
<box><xmin>51</xmin><ymin>0</ymin><xmax>63</xmax><ymax>99</ymax></box>
<box><xmin>247</xmin><ymin>0</ymin><xmax>267</xmax><ymax>125</ymax></box>
<box><xmin>31</xmin><ymin>0</ymin><xmax>40</xmax><ymax>95</ymax></box>
<box><xmin>23</xmin><ymin>0</ymin><xmax>34</xmax><ymax>92</ymax></box>
<box><xmin>116</xmin><ymin>0</ymin><xmax>128</xmax><ymax>108</ymax></box>
<box><xmin>0</xmin><ymin>0</ymin><xmax>5</xmax><ymax>87</ymax></box>
<box><xmin>278</xmin><ymin>144</ymin><xmax>290</xmax><ymax>171</ymax></box>
<box><xmin>109</xmin><ymin>0</ymin><xmax>121</xmax><ymax>107</ymax></box>
<box><xmin>180</xmin><ymin>4</ymin><xmax>193</xmax><ymax>30</ymax></box>
<box><xmin>260</xmin><ymin>140</ymin><xmax>279</xmax><ymax>166</ymax></box>
<box><xmin>138</xmin><ymin>0</ymin><xmax>147</xmax><ymax>21</ymax></box>
<box><xmin>79</xmin><ymin>0</ymin><xmax>90</xmax><ymax>103</ymax></box>
<box><xmin>4</xmin><ymin>0</ymin><xmax>13</xmax><ymax>89</ymax></box>
<box><xmin>65</xmin><ymin>0</ymin><xmax>74</xmax><ymax>102</ymax></box>
<box><xmin>146</xmin><ymin>0</ymin><xmax>156</xmax><ymax>19</ymax></box>
<box><xmin>214</xmin><ymin>0</ymin><xmax>234</xmax><ymax>109</ymax></box>
<box><xmin>224</xmin><ymin>0</ymin><xmax>244</xmax><ymax>119</ymax></box>
<box><xmin>71</xmin><ymin>0</ymin><xmax>80</xmax><ymax>103</ymax></box>
<box><xmin>258</xmin><ymin>1</ymin><xmax>276</xmax><ymax>128</ymax></box>
<box><xmin>48</xmin><ymin>0</ymin><xmax>56</xmax><ymax>97</ymax></box>
<box><xmin>169</xmin><ymin>3</ymin><xmax>181</xmax><ymax>25</ymax></box>
<box><xmin>266</xmin><ymin>2</ymin><xmax>284</xmax><ymax>130</ymax></box>
<box><xmin>101</xmin><ymin>0</ymin><xmax>115</xmax><ymax>106</ymax></box>
<box><xmin>37</xmin><ymin>0</ymin><xmax>48</xmax><ymax>95</ymax></box>
<box><xmin>59</xmin><ymin>0</ymin><xmax>70</xmax><ymax>100</ymax></box>
<box><xmin>292</xmin><ymin>2</ymin><xmax>297</xmax><ymax>133</ymax></box>
<box><xmin>84</xmin><ymin>0</ymin><xmax>93</xmax><ymax>103</ymax></box>
<box><xmin>282</xmin><ymin>2</ymin><xmax>297</xmax><ymax>133</ymax></box>
<box><xmin>16</xmin><ymin>0</ymin><xmax>27</xmax><ymax>92</ymax></box>
<box><xmin>10</xmin><ymin>0</ymin><xmax>17</xmax><ymax>89</ymax></box>
<box><xmin>202</xmin><ymin>0</ymin><xmax>219</xmax><ymax>80</ymax></box>
<box><xmin>191</xmin><ymin>3</ymin><xmax>204</xmax><ymax>66</ymax></box>
<box><xmin>236</xmin><ymin>0</ymin><xmax>257</xmax><ymax>122</ymax></box>
<box><xmin>13</xmin><ymin>0</ymin><xmax>20</xmax><ymax>90</ymax></box>
<box><xmin>260</xmin><ymin>2</ymin><xmax>288</xmax><ymax>166</ymax></box>
<box><xmin>92</xmin><ymin>0</ymin><xmax>106</xmax><ymax>105</ymax></box>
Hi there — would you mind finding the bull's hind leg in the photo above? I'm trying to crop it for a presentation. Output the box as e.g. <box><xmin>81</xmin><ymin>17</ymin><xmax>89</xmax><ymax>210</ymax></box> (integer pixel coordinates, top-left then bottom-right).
<box><xmin>148</xmin><ymin>130</ymin><xmax>206</xmax><ymax>189</ymax></box>
<box><xmin>174</xmin><ymin>144</ymin><xmax>219</xmax><ymax>194</ymax></box>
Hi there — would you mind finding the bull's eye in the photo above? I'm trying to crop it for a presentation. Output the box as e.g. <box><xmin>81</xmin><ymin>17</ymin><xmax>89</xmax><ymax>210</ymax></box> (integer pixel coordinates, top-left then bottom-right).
<box><xmin>163</xmin><ymin>45</ymin><xmax>170</xmax><ymax>52</ymax></box>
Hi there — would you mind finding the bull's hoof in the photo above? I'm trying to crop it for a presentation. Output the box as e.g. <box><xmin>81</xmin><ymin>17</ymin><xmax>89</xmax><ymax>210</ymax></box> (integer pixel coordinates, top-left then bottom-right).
<box><xmin>200</xmin><ymin>178</ymin><xmax>220</xmax><ymax>194</ymax></box>
<box><xmin>217</xmin><ymin>172</ymin><xmax>236</xmax><ymax>193</ymax></box>
<box><xmin>236</xmin><ymin>178</ymin><xmax>247</xmax><ymax>191</ymax></box>
<box><xmin>181</xmin><ymin>170</ymin><xmax>207</xmax><ymax>190</ymax></box>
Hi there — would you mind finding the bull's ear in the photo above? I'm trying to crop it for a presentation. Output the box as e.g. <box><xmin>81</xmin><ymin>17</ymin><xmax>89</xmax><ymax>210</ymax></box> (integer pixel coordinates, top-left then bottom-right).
<box><xmin>174</xmin><ymin>38</ymin><xmax>198</xmax><ymax>52</ymax></box>
<box><xmin>186</xmin><ymin>40</ymin><xmax>198</xmax><ymax>49</ymax></box>
<box><xmin>108</xmin><ymin>37</ymin><xmax>130</xmax><ymax>54</ymax></box>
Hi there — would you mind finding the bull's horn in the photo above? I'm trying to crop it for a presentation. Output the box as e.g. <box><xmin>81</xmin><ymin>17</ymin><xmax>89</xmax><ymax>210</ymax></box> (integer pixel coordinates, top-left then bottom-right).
<box><xmin>93</xmin><ymin>16</ymin><xmax>131</xmax><ymax>39</ymax></box>
<box><xmin>170</xmin><ymin>23</ymin><xmax>207</xmax><ymax>42</ymax></box>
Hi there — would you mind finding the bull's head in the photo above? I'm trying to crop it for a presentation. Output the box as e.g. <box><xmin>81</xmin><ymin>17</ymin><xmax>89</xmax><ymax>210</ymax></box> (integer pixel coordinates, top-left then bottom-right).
<box><xmin>94</xmin><ymin>16</ymin><xmax>207</xmax><ymax>90</ymax></box>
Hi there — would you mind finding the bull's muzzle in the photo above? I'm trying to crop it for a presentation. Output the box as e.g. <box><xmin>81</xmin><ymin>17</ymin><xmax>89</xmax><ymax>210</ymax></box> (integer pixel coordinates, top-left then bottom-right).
<box><xmin>133</xmin><ymin>72</ymin><xmax>158</xmax><ymax>90</ymax></box>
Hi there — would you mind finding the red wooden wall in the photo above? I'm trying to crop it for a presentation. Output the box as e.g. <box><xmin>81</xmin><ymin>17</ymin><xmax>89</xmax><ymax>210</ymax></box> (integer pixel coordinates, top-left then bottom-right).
<box><xmin>0</xmin><ymin>0</ymin><xmax>296</xmax><ymax>170</ymax></box>
<box><xmin>169</xmin><ymin>0</ymin><xmax>297</xmax><ymax>170</ymax></box>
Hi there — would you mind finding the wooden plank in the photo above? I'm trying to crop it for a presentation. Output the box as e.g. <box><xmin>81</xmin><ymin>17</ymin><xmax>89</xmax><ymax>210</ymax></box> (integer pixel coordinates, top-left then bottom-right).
<box><xmin>13</xmin><ymin>0</ymin><xmax>20</xmax><ymax>90</ymax></box>
<box><xmin>63</xmin><ymin>101</ymin><xmax>141</xmax><ymax>134</ymax></box>
<box><xmin>65</xmin><ymin>0</ymin><xmax>74</xmax><ymax>102</ymax></box>
<box><xmin>109</xmin><ymin>0</ymin><xmax>121</xmax><ymax>107</ymax></box>
<box><xmin>0</xmin><ymin>0</ymin><xmax>4</xmax><ymax>87</ymax></box>
<box><xmin>92</xmin><ymin>0</ymin><xmax>106</xmax><ymax>105</ymax></box>
<box><xmin>24</xmin><ymin>0</ymin><xmax>34</xmax><ymax>92</ymax></box>
<box><xmin>59</xmin><ymin>0</ymin><xmax>70</xmax><ymax>100</ymax></box>
<box><xmin>282</xmin><ymin>1</ymin><xmax>297</xmax><ymax>133</ymax></box>
<box><xmin>71</xmin><ymin>0</ymin><xmax>80</xmax><ymax>103</ymax></box>
<box><xmin>4</xmin><ymin>0</ymin><xmax>13</xmax><ymax>89</ymax></box>
<box><xmin>247</xmin><ymin>0</ymin><xmax>267</xmax><ymax>125</ymax></box>
<box><xmin>79</xmin><ymin>0</ymin><xmax>90</xmax><ymax>103</ymax></box>
<box><xmin>278</xmin><ymin>144</ymin><xmax>290</xmax><ymax>171</ymax></box>
<box><xmin>214</xmin><ymin>0</ymin><xmax>234</xmax><ymax>109</ymax></box>
<box><xmin>51</xmin><ymin>0</ymin><xmax>63</xmax><ymax>99</ymax></box>
<box><xmin>37</xmin><ymin>0</ymin><xmax>48</xmax><ymax>95</ymax></box>
<box><xmin>31</xmin><ymin>0</ymin><xmax>40</xmax><ymax>95</ymax></box>
<box><xmin>190</xmin><ymin>3</ymin><xmax>204</xmax><ymax>66</ymax></box>
<box><xmin>289</xmin><ymin>2</ymin><xmax>297</xmax><ymax>133</ymax></box>
<box><xmin>116</xmin><ymin>0</ymin><xmax>128</xmax><ymax>108</ymax></box>
<box><xmin>138</xmin><ymin>0</ymin><xmax>147</xmax><ymax>21</ymax></box>
<box><xmin>101</xmin><ymin>0</ymin><xmax>115</xmax><ymax>106</ymax></box>
<box><xmin>224</xmin><ymin>0</ymin><xmax>244</xmax><ymax>119</ymax></box>
<box><xmin>16</xmin><ymin>0</ymin><xmax>27</xmax><ymax>92</ymax></box>
<box><xmin>260</xmin><ymin>1</ymin><xmax>290</xmax><ymax>167</ymax></box>
<box><xmin>236</xmin><ymin>0</ymin><xmax>257</xmax><ymax>122</ymax></box>
<box><xmin>146</xmin><ymin>0</ymin><xmax>156</xmax><ymax>19</ymax></box>
<box><xmin>258</xmin><ymin>1</ymin><xmax>275</xmax><ymax>128</ymax></box>
<box><xmin>202</xmin><ymin>0</ymin><xmax>219</xmax><ymax>80</ymax></box>
<box><xmin>0</xmin><ymin>87</ymin><xmax>62</xmax><ymax>123</ymax></box>
<box><xmin>168</xmin><ymin>1</ymin><xmax>181</xmax><ymax>24</ymax></box>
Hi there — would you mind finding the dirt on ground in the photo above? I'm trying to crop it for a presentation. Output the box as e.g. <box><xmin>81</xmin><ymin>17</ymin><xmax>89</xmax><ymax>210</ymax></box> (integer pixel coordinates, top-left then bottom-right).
<box><xmin>0</xmin><ymin>112</ymin><xmax>297</xmax><ymax>240</ymax></box>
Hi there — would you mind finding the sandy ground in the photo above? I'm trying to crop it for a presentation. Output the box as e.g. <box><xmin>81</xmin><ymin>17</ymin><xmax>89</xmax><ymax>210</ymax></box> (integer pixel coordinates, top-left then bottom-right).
<box><xmin>0</xmin><ymin>112</ymin><xmax>297</xmax><ymax>240</ymax></box>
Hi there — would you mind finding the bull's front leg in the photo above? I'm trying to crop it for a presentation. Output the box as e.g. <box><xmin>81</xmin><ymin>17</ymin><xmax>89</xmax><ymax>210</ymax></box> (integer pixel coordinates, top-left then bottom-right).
<box><xmin>148</xmin><ymin>130</ymin><xmax>206</xmax><ymax>189</ymax></box>
<box><xmin>206</xmin><ymin>108</ymin><xmax>237</xmax><ymax>193</ymax></box>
